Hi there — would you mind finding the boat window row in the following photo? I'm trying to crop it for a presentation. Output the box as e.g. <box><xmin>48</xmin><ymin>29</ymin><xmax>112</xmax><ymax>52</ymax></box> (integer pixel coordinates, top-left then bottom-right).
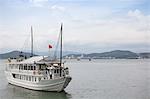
<box><xmin>19</xmin><ymin>64</ymin><xmax>36</xmax><ymax>70</ymax></box>
<box><xmin>12</xmin><ymin>74</ymin><xmax>41</xmax><ymax>82</ymax></box>
<box><xmin>54</xmin><ymin>69</ymin><xmax>60</xmax><ymax>74</ymax></box>
<box><xmin>9</xmin><ymin>64</ymin><xmax>36</xmax><ymax>70</ymax></box>
<box><xmin>8</xmin><ymin>64</ymin><xmax>18</xmax><ymax>69</ymax></box>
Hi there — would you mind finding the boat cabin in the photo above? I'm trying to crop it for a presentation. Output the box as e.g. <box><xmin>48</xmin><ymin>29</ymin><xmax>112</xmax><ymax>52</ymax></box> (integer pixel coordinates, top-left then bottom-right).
<box><xmin>6</xmin><ymin>56</ymin><xmax>69</xmax><ymax>83</ymax></box>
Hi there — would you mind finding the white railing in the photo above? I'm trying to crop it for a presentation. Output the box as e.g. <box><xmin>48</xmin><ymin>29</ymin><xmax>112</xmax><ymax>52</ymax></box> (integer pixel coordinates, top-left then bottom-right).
<box><xmin>10</xmin><ymin>69</ymin><xmax>45</xmax><ymax>76</ymax></box>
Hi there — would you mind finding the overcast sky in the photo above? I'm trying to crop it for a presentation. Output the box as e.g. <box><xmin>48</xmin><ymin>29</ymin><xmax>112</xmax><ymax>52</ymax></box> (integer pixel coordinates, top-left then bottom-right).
<box><xmin>0</xmin><ymin>0</ymin><xmax>149</xmax><ymax>53</ymax></box>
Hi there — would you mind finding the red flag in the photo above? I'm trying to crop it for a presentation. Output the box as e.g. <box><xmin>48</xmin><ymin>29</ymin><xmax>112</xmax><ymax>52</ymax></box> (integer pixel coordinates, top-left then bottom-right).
<box><xmin>48</xmin><ymin>44</ymin><xmax>52</xmax><ymax>48</ymax></box>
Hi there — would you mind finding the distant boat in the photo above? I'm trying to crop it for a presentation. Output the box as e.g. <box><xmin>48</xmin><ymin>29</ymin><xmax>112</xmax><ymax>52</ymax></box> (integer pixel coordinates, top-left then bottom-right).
<box><xmin>5</xmin><ymin>24</ymin><xmax>72</xmax><ymax>92</ymax></box>
<box><xmin>77</xmin><ymin>57</ymin><xmax>80</xmax><ymax>61</ymax></box>
<box><xmin>89</xmin><ymin>58</ymin><xmax>91</xmax><ymax>61</ymax></box>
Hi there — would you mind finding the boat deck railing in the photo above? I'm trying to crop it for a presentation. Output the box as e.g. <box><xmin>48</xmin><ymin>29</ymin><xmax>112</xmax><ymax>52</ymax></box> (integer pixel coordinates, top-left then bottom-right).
<box><xmin>9</xmin><ymin>69</ymin><xmax>46</xmax><ymax>76</ymax></box>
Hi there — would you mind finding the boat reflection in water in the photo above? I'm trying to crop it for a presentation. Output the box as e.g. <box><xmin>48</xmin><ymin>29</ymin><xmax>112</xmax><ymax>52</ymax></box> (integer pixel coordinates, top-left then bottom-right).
<box><xmin>5</xmin><ymin>84</ymin><xmax>72</xmax><ymax>99</ymax></box>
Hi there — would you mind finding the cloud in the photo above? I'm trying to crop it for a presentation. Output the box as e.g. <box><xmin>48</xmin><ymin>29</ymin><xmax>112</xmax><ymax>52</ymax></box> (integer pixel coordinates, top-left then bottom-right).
<box><xmin>30</xmin><ymin>0</ymin><xmax>48</xmax><ymax>3</ymax></box>
<box><xmin>50</xmin><ymin>5</ymin><xmax>66</xmax><ymax>12</ymax></box>
<box><xmin>127</xmin><ymin>9</ymin><xmax>150</xmax><ymax>33</ymax></box>
<box><xmin>29</xmin><ymin>0</ymin><xmax>48</xmax><ymax>7</ymax></box>
<box><xmin>62</xmin><ymin>9</ymin><xmax>149</xmax><ymax>53</ymax></box>
<box><xmin>128</xmin><ymin>9</ymin><xmax>144</xmax><ymax>19</ymax></box>
<box><xmin>0</xmin><ymin>0</ymin><xmax>149</xmax><ymax>53</ymax></box>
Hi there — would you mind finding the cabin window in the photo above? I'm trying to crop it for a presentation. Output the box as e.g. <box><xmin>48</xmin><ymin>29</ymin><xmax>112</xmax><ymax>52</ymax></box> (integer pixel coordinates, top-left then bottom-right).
<box><xmin>39</xmin><ymin>65</ymin><xmax>46</xmax><ymax>70</ymax></box>
<box><xmin>31</xmin><ymin>66</ymin><xmax>33</xmax><ymax>70</ymax></box>
<box><xmin>30</xmin><ymin>65</ymin><xmax>32</xmax><ymax>70</ymax></box>
<box><xmin>39</xmin><ymin>77</ymin><xmax>41</xmax><ymax>81</ymax></box>
<box><xmin>21</xmin><ymin>64</ymin><xmax>23</xmax><ymax>70</ymax></box>
<box><xmin>23</xmin><ymin>65</ymin><xmax>24</xmax><ymax>70</ymax></box>
<box><xmin>57</xmin><ymin>69</ymin><xmax>59</xmax><ymax>73</ymax></box>
<box><xmin>42</xmin><ymin>65</ymin><xmax>45</xmax><ymax>70</ymax></box>
<box><xmin>54</xmin><ymin>69</ymin><xmax>56</xmax><ymax>73</ymax></box>
<box><xmin>33</xmin><ymin>66</ymin><xmax>36</xmax><ymax>70</ymax></box>
<box><xmin>39</xmin><ymin>65</ymin><xmax>41</xmax><ymax>70</ymax></box>
<box><xmin>50</xmin><ymin>74</ymin><xmax>52</xmax><ymax>79</ymax></box>
<box><xmin>12</xmin><ymin>74</ymin><xmax>16</xmax><ymax>78</ymax></box>
<box><xmin>25</xmin><ymin>65</ymin><xmax>27</xmax><ymax>70</ymax></box>
<box><xmin>28</xmin><ymin>66</ymin><xmax>30</xmax><ymax>70</ymax></box>
<box><xmin>26</xmin><ymin>76</ymin><xmax>28</xmax><ymax>81</ymax></box>
<box><xmin>23</xmin><ymin>65</ymin><xmax>25</xmax><ymax>70</ymax></box>
<box><xmin>35</xmin><ymin>77</ymin><xmax>36</xmax><ymax>82</ymax></box>
<box><xmin>29</xmin><ymin>76</ymin><xmax>31</xmax><ymax>81</ymax></box>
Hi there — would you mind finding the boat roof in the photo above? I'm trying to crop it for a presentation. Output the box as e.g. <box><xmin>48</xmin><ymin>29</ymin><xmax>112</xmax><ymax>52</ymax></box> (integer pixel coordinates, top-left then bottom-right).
<box><xmin>7</xmin><ymin>56</ymin><xmax>62</xmax><ymax>65</ymax></box>
<box><xmin>19</xmin><ymin>56</ymin><xmax>48</xmax><ymax>64</ymax></box>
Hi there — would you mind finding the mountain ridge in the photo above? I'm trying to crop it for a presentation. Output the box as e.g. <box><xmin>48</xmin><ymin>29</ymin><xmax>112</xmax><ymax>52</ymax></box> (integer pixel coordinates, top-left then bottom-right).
<box><xmin>0</xmin><ymin>50</ymin><xmax>81</xmax><ymax>59</ymax></box>
<box><xmin>0</xmin><ymin>50</ymin><xmax>36</xmax><ymax>59</ymax></box>
<box><xmin>64</xmin><ymin>50</ymin><xmax>150</xmax><ymax>59</ymax></box>
<box><xmin>0</xmin><ymin>50</ymin><xmax>150</xmax><ymax>59</ymax></box>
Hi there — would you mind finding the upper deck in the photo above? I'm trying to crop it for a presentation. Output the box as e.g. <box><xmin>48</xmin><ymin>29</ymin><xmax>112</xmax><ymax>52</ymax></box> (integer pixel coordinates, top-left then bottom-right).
<box><xmin>5</xmin><ymin>56</ymin><xmax>69</xmax><ymax>80</ymax></box>
<box><xmin>7</xmin><ymin>56</ymin><xmax>63</xmax><ymax>66</ymax></box>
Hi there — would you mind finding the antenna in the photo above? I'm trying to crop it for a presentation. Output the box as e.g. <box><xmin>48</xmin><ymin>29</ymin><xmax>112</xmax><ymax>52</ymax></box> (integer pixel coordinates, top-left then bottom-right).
<box><xmin>31</xmin><ymin>26</ymin><xmax>33</xmax><ymax>57</ymax></box>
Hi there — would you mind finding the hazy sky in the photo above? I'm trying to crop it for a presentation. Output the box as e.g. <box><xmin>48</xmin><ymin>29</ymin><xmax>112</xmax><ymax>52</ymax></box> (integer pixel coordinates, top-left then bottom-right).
<box><xmin>0</xmin><ymin>0</ymin><xmax>149</xmax><ymax>53</ymax></box>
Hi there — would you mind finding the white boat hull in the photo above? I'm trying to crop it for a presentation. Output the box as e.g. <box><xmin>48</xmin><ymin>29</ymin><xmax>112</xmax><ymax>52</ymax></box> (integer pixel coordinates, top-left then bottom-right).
<box><xmin>5</xmin><ymin>71</ymin><xmax>72</xmax><ymax>92</ymax></box>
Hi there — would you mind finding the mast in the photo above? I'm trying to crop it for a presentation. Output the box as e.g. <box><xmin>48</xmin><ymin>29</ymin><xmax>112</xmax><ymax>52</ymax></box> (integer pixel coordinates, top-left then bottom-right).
<box><xmin>31</xmin><ymin>26</ymin><xmax>33</xmax><ymax>57</ymax></box>
<box><xmin>60</xmin><ymin>23</ymin><xmax>63</xmax><ymax>66</ymax></box>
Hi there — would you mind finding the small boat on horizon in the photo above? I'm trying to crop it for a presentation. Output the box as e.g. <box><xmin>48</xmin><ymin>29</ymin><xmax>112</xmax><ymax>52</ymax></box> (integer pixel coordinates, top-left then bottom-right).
<box><xmin>4</xmin><ymin>24</ymin><xmax>72</xmax><ymax>92</ymax></box>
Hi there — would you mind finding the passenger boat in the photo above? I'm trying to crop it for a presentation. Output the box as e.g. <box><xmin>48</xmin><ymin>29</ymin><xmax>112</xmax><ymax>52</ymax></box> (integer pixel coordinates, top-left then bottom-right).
<box><xmin>4</xmin><ymin>24</ymin><xmax>72</xmax><ymax>92</ymax></box>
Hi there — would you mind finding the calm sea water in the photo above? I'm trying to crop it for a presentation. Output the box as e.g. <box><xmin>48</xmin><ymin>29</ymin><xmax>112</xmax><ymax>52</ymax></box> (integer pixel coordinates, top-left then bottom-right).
<box><xmin>0</xmin><ymin>59</ymin><xmax>149</xmax><ymax>99</ymax></box>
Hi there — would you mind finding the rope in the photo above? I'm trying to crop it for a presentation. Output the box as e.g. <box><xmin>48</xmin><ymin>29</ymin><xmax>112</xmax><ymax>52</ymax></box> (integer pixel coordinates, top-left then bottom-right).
<box><xmin>53</xmin><ymin>31</ymin><xmax>61</xmax><ymax>60</ymax></box>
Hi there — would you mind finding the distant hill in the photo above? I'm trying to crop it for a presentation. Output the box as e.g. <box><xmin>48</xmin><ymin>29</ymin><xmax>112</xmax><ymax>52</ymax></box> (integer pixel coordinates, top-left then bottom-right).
<box><xmin>0</xmin><ymin>51</ymin><xmax>36</xmax><ymax>59</ymax></box>
<box><xmin>64</xmin><ymin>50</ymin><xmax>150</xmax><ymax>59</ymax></box>
<box><xmin>86</xmin><ymin>50</ymin><xmax>138</xmax><ymax>59</ymax></box>
<box><xmin>0</xmin><ymin>50</ymin><xmax>81</xmax><ymax>59</ymax></box>
<box><xmin>0</xmin><ymin>50</ymin><xmax>150</xmax><ymax>59</ymax></box>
